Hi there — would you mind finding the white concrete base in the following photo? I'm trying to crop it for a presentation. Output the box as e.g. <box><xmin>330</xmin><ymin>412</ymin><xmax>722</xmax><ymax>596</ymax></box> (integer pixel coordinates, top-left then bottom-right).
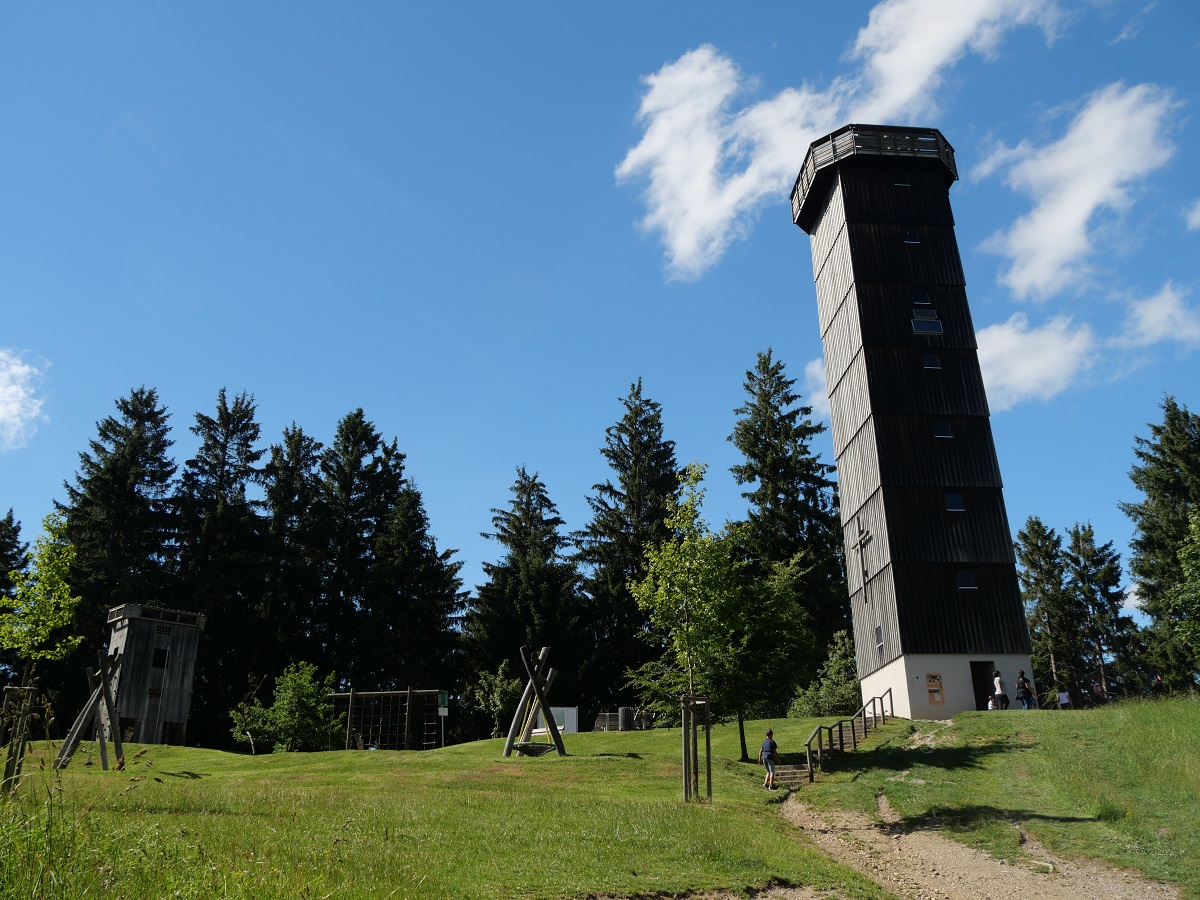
<box><xmin>861</xmin><ymin>653</ymin><xmax>1034</xmax><ymax>719</ymax></box>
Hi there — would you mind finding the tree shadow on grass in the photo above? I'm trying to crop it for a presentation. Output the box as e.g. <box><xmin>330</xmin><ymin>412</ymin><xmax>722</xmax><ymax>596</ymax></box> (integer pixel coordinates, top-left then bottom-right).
<box><xmin>159</xmin><ymin>770</ymin><xmax>208</xmax><ymax>779</ymax></box>
<box><xmin>888</xmin><ymin>804</ymin><xmax>1095</xmax><ymax>833</ymax></box>
<box><xmin>593</xmin><ymin>752</ymin><xmax>643</xmax><ymax>760</ymax></box>
<box><xmin>822</xmin><ymin>737</ymin><xmax>1020</xmax><ymax>777</ymax></box>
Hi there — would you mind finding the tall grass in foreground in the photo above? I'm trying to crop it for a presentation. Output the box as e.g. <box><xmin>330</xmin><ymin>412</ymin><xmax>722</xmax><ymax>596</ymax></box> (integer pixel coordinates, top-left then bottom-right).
<box><xmin>0</xmin><ymin>719</ymin><xmax>886</xmax><ymax>899</ymax></box>
<box><xmin>806</xmin><ymin>696</ymin><xmax>1200</xmax><ymax>898</ymax></box>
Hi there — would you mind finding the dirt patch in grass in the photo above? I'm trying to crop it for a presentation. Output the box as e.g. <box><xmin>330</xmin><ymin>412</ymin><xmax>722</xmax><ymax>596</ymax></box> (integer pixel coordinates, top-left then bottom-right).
<box><xmin>779</xmin><ymin>794</ymin><xmax>1179</xmax><ymax>900</ymax></box>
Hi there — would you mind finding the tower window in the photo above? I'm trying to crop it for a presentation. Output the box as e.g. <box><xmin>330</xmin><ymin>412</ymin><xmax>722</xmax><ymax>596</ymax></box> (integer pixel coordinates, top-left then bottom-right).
<box><xmin>903</xmin><ymin>231</ymin><xmax>920</xmax><ymax>244</ymax></box>
<box><xmin>945</xmin><ymin>492</ymin><xmax>965</xmax><ymax>512</ymax></box>
<box><xmin>933</xmin><ymin>421</ymin><xmax>953</xmax><ymax>438</ymax></box>
<box><xmin>913</xmin><ymin>319</ymin><xmax>944</xmax><ymax>335</ymax></box>
<box><xmin>912</xmin><ymin>289</ymin><xmax>931</xmax><ymax>304</ymax></box>
<box><xmin>956</xmin><ymin>570</ymin><xmax>978</xmax><ymax>590</ymax></box>
<box><xmin>894</xmin><ymin>181</ymin><xmax>911</xmax><ymax>188</ymax></box>
<box><xmin>922</xmin><ymin>353</ymin><xmax>941</xmax><ymax>369</ymax></box>
<box><xmin>152</xmin><ymin>647</ymin><xmax>168</xmax><ymax>669</ymax></box>
<box><xmin>875</xmin><ymin>625</ymin><xmax>884</xmax><ymax>652</ymax></box>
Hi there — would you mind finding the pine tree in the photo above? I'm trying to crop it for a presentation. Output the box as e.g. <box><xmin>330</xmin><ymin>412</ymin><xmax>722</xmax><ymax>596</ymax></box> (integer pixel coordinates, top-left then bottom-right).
<box><xmin>574</xmin><ymin>379</ymin><xmax>680</xmax><ymax>713</ymax></box>
<box><xmin>728</xmin><ymin>349</ymin><xmax>846</xmax><ymax>658</ymax></box>
<box><xmin>465</xmin><ymin>468</ymin><xmax>584</xmax><ymax>709</ymax></box>
<box><xmin>57</xmin><ymin>387</ymin><xmax>178</xmax><ymax>714</ymax></box>
<box><xmin>1015</xmin><ymin>516</ymin><xmax>1089</xmax><ymax>706</ymax></box>
<box><xmin>176</xmin><ymin>389</ymin><xmax>269</xmax><ymax>746</ymax></box>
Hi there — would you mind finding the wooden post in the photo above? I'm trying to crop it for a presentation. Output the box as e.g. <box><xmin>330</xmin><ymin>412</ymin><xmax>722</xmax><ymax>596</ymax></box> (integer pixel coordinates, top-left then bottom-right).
<box><xmin>404</xmin><ymin>687</ymin><xmax>413</xmax><ymax>751</ymax></box>
<box><xmin>703</xmin><ymin>699</ymin><xmax>712</xmax><ymax>802</ymax></box>
<box><xmin>502</xmin><ymin>647</ymin><xmax>549</xmax><ymax>757</ymax></box>
<box><xmin>96</xmin><ymin>653</ymin><xmax>124</xmax><ymax>770</ymax></box>
<box><xmin>680</xmin><ymin>700</ymin><xmax>690</xmax><ymax>801</ymax></box>
<box><xmin>517</xmin><ymin>647</ymin><xmax>564</xmax><ymax>756</ymax></box>
<box><xmin>345</xmin><ymin>688</ymin><xmax>355</xmax><ymax>750</ymax></box>
<box><xmin>88</xmin><ymin>667</ymin><xmax>109</xmax><ymax>771</ymax></box>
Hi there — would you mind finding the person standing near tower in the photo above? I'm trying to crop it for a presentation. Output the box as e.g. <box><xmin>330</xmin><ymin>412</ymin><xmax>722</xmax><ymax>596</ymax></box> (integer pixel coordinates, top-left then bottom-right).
<box><xmin>993</xmin><ymin>671</ymin><xmax>1010</xmax><ymax>710</ymax></box>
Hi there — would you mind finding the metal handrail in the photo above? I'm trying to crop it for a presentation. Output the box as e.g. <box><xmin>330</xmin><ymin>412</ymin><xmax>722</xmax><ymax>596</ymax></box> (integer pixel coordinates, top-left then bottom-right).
<box><xmin>802</xmin><ymin>688</ymin><xmax>893</xmax><ymax>782</ymax></box>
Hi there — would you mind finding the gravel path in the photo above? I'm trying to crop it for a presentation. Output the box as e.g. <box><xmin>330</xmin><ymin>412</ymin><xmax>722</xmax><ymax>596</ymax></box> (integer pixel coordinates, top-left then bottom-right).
<box><xmin>773</xmin><ymin>793</ymin><xmax>1179</xmax><ymax>900</ymax></box>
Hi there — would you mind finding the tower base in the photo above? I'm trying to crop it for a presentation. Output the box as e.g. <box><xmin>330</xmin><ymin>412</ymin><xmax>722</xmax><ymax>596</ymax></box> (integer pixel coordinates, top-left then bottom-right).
<box><xmin>862</xmin><ymin>652</ymin><xmax>1034</xmax><ymax>719</ymax></box>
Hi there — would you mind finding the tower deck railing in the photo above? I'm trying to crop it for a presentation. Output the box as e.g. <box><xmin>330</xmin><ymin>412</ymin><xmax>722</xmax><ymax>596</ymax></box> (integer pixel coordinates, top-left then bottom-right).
<box><xmin>791</xmin><ymin>124</ymin><xmax>957</xmax><ymax>227</ymax></box>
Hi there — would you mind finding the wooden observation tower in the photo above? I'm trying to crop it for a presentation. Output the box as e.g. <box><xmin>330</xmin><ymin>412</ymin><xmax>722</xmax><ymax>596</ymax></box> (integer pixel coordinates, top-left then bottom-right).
<box><xmin>791</xmin><ymin>124</ymin><xmax>1032</xmax><ymax>717</ymax></box>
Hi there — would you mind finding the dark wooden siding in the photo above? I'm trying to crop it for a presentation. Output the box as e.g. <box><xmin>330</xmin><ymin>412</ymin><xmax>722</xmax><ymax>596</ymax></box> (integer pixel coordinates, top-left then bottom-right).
<box><xmin>814</xmin><ymin>231</ymin><xmax>854</xmax><ymax>334</ymax></box>
<box><xmin>882</xmin><ymin>486</ymin><xmax>1016</xmax><ymax>564</ymax></box>
<box><xmin>874</xmin><ymin>414</ymin><xmax>1003</xmax><ymax>488</ymax></box>
<box><xmin>847</xmin><ymin>224</ymin><xmax>966</xmax><ymax>286</ymax></box>
<box><xmin>838</xmin><ymin>163</ymin><xmax>956</xmax><ymax>227</ymax></box>
<box><xmin>843</xmin><ymin>487</ymin><xmax>890</xmax><ymax>596</ymax></box>
<box><xmin>835</xmin><ymin>419</ymin><xmax>881</xmax><ymax>521</ymax></box>
<box><xmin>822</xmin><ymin>284</ymin><xmax>862</xmax><ymax>391</ymax></box>
<box><xmin>855</xmin><ymin>283</ymin><xmax>978</xmax><ymax>349</ymax></box>
<box><xmin>851</xmin><ymin>571</ymin><xmax>903</xmax><ymax>679</ymax></box>
<box><xmin>893</xmin><ymin>563</ymin><xmax>1031</xmax><ymax>655</ymax></box>
<box><xmin>865</xmin><ymin>347</ymin><xmax>990</xmax><ymax>417</ymax></box>
<box><xmin>830</xmin><ymin>350</ymin><xmax>871</xmax><ymax>459</ymax></box>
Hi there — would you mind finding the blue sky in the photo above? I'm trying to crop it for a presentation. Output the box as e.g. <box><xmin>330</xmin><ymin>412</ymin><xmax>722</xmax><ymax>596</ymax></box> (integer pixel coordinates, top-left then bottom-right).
<box><xmin>3</xmin><ymin>2</ymin><xmax>1199</xmax><ymax>609</ymax></box>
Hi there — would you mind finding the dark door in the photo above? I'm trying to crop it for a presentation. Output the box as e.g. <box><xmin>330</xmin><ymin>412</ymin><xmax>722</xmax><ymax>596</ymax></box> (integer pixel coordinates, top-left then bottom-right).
<box><xmin>970</xmin><ymin>661</ymin><xmax>995</xmax><ymax>710</ymax></box>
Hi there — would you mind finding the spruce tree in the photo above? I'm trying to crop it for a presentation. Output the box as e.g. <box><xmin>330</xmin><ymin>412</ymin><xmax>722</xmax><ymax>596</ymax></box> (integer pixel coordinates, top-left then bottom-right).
<box><xmin>465</xmin><ymin>468</ymin><xmax>584</xmax><ymax>710</ymax></box>
<box><xmin>1063</xmin><ymin>522</ymin><xmax>1136</xmax><ymax>699</ymax></box>
<box><xmin>263</xmin><ymin>424</ymin><xmax>327</xmax><ymax>671</ymax></box>
<box><xmin>1015</xmin><ymin>516</ymin><xmax>1088</xmax><ymax>706</ymax></box>
<box><xmin>57</xmin><ymin>387</ymin><xmax>178</xmax><ymax>714</ymax></box>
<box><xmin>1118</xmin><ymin>395</ymin><xmax>1200</xmax><ymax>689</ymax></box>
<box><xmin>317</xmin><ymin>409</ymin><xmax>406</xmax><ymax>683</ymax></box>
<box><xmin>176</xmin><ymin>389</ymin><xmax>269</xmax><ymax>746</ymax></box>
<box><xmin>357</xmin><ymin>483</ymin><xmax>466</xmax><ymax>691</ymax></box>
<box><xmin>574</xmin><ymin>379</ymin><xmax>680</xmax><ymax>713</ymax></box>
<box><xmin>728</xmin><ymin>349</ymin><xmax>845</xmax><ymax>659</ymax></box>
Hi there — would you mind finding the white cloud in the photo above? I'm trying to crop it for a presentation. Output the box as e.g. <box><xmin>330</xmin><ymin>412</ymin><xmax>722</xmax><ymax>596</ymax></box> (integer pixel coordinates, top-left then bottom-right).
<box><xmin>979</xmin><ymin>82</ymin><xmax>1180</xmax><ymax>300</ymax></box>
<box><xmin>976</xmin><ymin>313</ymin><xmax>1096</xmax><ymax>410</ymax></box>
<box><xmin>617</xmin><ymin>1</ymin><xmax>1059</xmax><ymax>280</ymax></box>
<box><xmin>803</xmin><ymin>357</ymin><xmax>831</xmax><ymax>420</ymax></box>
<box><xmin>0</xmin><ymin>350</ymin><xmax>46</xmax><ymax>450</ymax></box>
<box><xmin>1186</xmin><ymin>199</ymin><xmax>1200</xmax><ymax>231</ymax></box>
<box><xmin>1116</xmin><ymin>281</ymin><xmax>1200</xmax><ymax>347</ymax></box>
<box><xmin>849</xmin><ymin>0</ymin><xmax>1061</xmax><ymax>123</ymax></box>
<box><xmin>1122</xmin><ymin>582</ymin><xmax>1144</xmax><ymax>614</ymax></box>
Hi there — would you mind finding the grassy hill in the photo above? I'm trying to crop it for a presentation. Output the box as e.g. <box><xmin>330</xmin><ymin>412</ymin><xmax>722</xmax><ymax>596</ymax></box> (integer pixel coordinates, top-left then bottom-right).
<box><xmin>2</xmin><ymin>698</ymin><xmax>1197</xmax><ymax>898</ymax></box>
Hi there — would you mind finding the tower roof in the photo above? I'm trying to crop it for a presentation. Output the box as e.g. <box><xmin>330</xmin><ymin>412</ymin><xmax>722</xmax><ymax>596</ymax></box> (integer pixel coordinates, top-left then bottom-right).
<box><xmin>790</xmin><ymin>124</ymin><xmax>957</xmax><ymax>233</ymax></box>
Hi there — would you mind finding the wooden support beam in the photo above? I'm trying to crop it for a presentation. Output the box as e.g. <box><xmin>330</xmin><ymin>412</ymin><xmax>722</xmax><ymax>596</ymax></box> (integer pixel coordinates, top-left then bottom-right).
<box><xmin>518</xmin><ymin>646</ymin><xmax>565</xmax><ymax>757</ymax></box>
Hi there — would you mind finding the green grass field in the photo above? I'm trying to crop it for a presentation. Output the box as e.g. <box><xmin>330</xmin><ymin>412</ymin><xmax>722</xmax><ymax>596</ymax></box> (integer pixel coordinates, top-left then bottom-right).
<box><xmin>2</xmin><ymin>698</ymin><xmax>1197</xmax><ymax>898</ymax></box>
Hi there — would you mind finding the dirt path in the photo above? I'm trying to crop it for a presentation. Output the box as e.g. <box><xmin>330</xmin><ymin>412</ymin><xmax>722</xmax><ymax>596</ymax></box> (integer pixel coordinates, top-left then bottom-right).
<box><xmin>775</xmin><ymin>792</ymin><xmax>1179</xmax><ymax>900</ymax></box>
